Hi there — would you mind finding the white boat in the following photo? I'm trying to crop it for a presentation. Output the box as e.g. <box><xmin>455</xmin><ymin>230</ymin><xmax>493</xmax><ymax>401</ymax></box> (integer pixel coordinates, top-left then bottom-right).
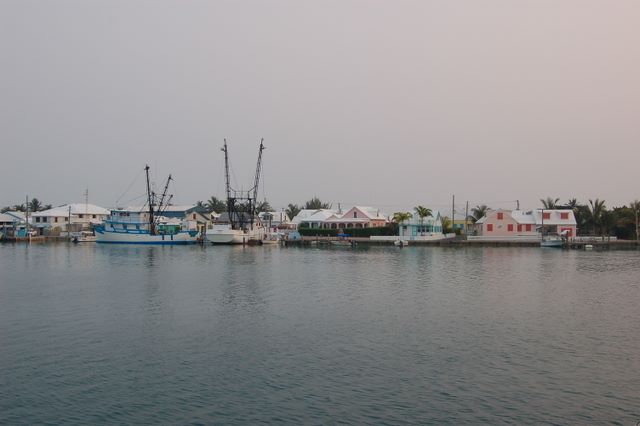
<box><xmin>206</xmin><ymin>139</ymin><xmax>267</xmax><ymax>245</ymax></box>
<box><xmin>206</xmin><ymin>222</ymin><xmax>265</xmax><ymax>244</ymax></box>
<box><xmin>262</xmin><ymin>232</ymin><xmax>282</xmax><ymax>244</ymax></box>
<box><xmin>394</xmin><ymin>239</ymin><xmax>408</xmax><ymax>247</ymax></box>
<box><xmin>71</xmin><ymin>231</ymin><xmax>97</xmax><ymax>243</ymax></box>
<box><xmin>540</xmin><ymin>235</ymin><xmax>564</xmax><ymax>248</ymax></box>
<box><xmin>95</xmin><ymin>165</ymin><xmax>199</xmax><ymax>245</ymax></box>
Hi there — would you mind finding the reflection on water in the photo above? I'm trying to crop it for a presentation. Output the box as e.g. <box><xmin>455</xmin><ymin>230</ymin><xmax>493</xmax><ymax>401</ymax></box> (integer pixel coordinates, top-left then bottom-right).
<box><xmin>1</xmin><ymin>243</ymin><xmax>639</xmax><ymax>424</ymax></box>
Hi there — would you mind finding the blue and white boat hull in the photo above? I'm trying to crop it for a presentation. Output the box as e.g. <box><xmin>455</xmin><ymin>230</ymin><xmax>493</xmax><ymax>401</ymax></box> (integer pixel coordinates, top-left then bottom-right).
<box><xmin>95</xmin><ymin>227</ymin><xmax>199</xmax><ymax>245</ymax></box>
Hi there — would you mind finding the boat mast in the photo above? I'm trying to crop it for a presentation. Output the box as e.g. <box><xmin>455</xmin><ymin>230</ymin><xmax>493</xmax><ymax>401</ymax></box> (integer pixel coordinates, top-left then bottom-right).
<box><xmin>145</xmin><ymin>165</ymin><xmax>155</xmax><ymax>234</ymax></box>
<box><xmin>250</xmin><ymin>139</ymin><xmax>265</xmax><ymax>228</ymax></box>
<box><xmin>156</xmin><ymin>174</ymin><xmax>172</xmax><ymax>219</ymax></box>
<box><xmin>221</xmin><ymin>139</ymin><xmax>236</xmax><ymax>228</ymax></box>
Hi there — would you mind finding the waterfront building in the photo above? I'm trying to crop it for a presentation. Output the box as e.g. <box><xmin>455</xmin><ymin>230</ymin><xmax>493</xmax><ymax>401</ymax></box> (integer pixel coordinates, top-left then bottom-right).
<box><xmin>31</xmin><ymin>203</ymin><xmax>110</xmax><ymax>235</ymax></box>
<box><xmin>471</xmin><ymin>209</ymin><xmax>577</xmax><ymax>241</ymax></box>
<box><xmin>258</xmin><ymin>211</ymin><xmax>291</xmax><ymax>230</ymax></box>
<box><xmin>294</xmin><ymin>206</ymin><xmax>388</xmax><ymax>230</ymax></box>
<box><xmin>293</xmin><ymin>209</ymin><xmax>338</xmax><ymax>229</ymax></box>
<box><xmin>323</xmin><ymin>206</ymin><xmax>387</xmax><ymax>229</ymax></box>
<box><xmin>398</xmin><ymin>210</ymin><xmax>445</xmax><ymax>238</ymax></box>
<box><xmin>0</xmin><ymin>212</ymin><xmax>25</xmax><ymax>237</ymax></box>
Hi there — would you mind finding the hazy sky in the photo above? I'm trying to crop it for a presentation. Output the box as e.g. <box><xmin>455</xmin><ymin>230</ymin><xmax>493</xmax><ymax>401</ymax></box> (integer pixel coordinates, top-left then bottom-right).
<box><xmin>2</xmin><ymin>1</ymin><xmax>639</xmax><ymax>214</ymax></box>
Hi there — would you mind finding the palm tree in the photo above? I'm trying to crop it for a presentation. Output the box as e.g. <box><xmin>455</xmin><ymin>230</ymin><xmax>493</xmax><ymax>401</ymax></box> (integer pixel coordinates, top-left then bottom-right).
<box><xmin>205</xmin><ymin>196</ymin><xmax>226</xmax><ymax>213</ymax></box>
<box><xmin>587</xmin><ymin>199</ymin><xmax>606</xmax><ymax>235</ymax></box>
<box><xmin>414</xmin><ymin>205</ymin><xmax>432</xmax><ymax>235</ymax></box>
<box><xmin>304</xmin><ymin>197</ymin><xmax>331</xmax><ymax>210</ymax></box>
<box><xmin>471</xmin><ymin>205</ymin><xmax>489</xmax><ymax>222</ymax></box>
<box><xmin>255</xmin><ymin>200</ymin><xmax>272</xmax><ymax>213</ymax></box>
<box><xmin>630</xmin><ymin>199</ymin><xmax>640</xmax><ymax>241</ymax></box>
<box><xmin>540</xmin><ymin>197</ymin><xmax>560</xmax><ymax>209</ymax></box>
<box><xmin>564</xmin><ymin>198</ymin><xmax>580</xmax><ymax>210</ymax></box>
<box><xmin>12</xmin><ymin>204</ymin><xmax>26</xmax><ymax>212</ymax></box>
<box><xmin>195</xmin><ymin>200</ymin><xmax>205</xmax><ymax>208</ymax></box>
<box><xmin>392</xmin><ymin>212</ymin><xmax>413</xmax><ymax>224</ymax></box>
<box><xmin>29</xmin><ymin>198</ymin><xmax>43</xmax><ymax>212</ymax></box>
<box><xmin>286</xmin><ymin>204</ymin><xmax>301</xmax><ymax>220</ymax></box>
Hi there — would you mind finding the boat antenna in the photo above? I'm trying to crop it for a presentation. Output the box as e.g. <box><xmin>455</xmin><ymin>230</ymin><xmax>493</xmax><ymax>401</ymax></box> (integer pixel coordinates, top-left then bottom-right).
<box><xmin>145</xmin><ymin>165</ymin><xmax>155</xmax><ymax>234</ymax></box>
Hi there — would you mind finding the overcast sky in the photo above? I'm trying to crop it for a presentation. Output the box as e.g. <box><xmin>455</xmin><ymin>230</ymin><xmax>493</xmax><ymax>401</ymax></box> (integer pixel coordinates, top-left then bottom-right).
<box><xmin>1</xmin><ymin>1</ymin><xmax>638</xmax><ymax>214</ymax></box>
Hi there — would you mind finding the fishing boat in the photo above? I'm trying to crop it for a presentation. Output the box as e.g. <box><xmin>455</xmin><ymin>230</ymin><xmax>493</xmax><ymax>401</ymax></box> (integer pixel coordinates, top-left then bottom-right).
<box><xmin>540</xmin><ymin>235</ymin><xmax>564</xmax><ymax>248</ymax></box>
<box><xmin>262</xmin><ymin>232</ymin><xmax>282</xmax><ymax>244</ymax></box>
<box><xmin>71</xmin><ymin>231</ymin><xmax>97</xmax><ymax>243</ymax></box>
<box><xmin>205</xmin><ymin>139</ymin><xmax>266</xmax><ymax>245</ymax></box>
<box><xmin>95</xmin><ymin>166</ymin><xmax>199</xmax><ymax>245</ymax></box>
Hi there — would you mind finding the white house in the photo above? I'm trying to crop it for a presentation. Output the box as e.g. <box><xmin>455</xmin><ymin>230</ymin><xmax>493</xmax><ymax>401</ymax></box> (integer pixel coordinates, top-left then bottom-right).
<box><xmin>324</xmin><ymin>206</ymin><xmax>388</xmax><ymax>229</ymax></box>
<box><xmin>258</xmin><ymin>211</ymin><xmax>291</xmax><ymax>230</ymax></box>
<box><xmin>291</xmin><ymin>209</ymin><xmax>338</xmax><ymax>229</ymax></box>
<box><xmin>31</xmin><ymin>203</ymin><xmax>110</xmax><ymax>235</ymax></box>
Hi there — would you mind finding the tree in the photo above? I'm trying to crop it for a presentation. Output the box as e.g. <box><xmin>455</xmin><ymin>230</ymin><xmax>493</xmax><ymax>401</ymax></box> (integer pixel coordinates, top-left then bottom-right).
<box><xmin>12</xmin><ymin>204</ymin><xmax>26</xmax><ymax>212</ymax></box>
<box><xmin>540</xmin><ymin>197</ymin><xmax>560</xmax><ymax>209</ymax></box>
<box><xmin>304</xmin><ymin>197</ymin><xmax>331</xmax><ymax>210</ymax></box>
<box><xmin>441</xmin><ymin>216</ymin><xmax>452</xmax><ymax>233</ymax></box>
<box><xmin>414</xmin><ymin>205</ymin><xmax>432</xmax><ymax>235</ymax></box>
<box><xmin>42</xmin><ymin>204</ymin><xmax>52</xmax><ymax>210</ymax></box>
<box><xmin>630</xmin><ymin>200</ymin><xmax>640</xmax><ymax>241</ymax></box>
<box><xmin>195</xmin><ymin>200</ymin><xmax>205</xmax><ymax>208</ymax></box>
<box><xmin>286</xmin><ymin>203</ymin><xmax>301</xmax><ymax>220</ymax></box>
<box><xmin>471</xmin><ymin>205</ymin><xmax>489</xmax><ymax>222</ymax></box>
<box><xmin>29</xmin><ymin>198</ymin><xmax>43</xmax><ymax>212</ymax></box>
<box><xmin>205</xmin><ymin>196</ymin><xmax>227</xmax><ymax>213</ymax></box>
<box><xmin>587</xmin><ymin>199</ymin><xmax>607</xmax><ymax>235</ymax></box>
<box><xmin>392</xmin><ymin>212</ymin><xmax>413</xmax><ymax>224</ymax></box>
<box><xmin>255</xmin><ymin>200</ymin><xmax>273</xmax><ymax>213</ymax></box>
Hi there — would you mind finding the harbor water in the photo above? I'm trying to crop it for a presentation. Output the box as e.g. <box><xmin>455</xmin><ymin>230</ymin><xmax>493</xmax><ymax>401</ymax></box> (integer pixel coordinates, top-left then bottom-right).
<box><xmin>1</xmin><ymin>243</ymin><xmax>639</xmax><ymax>424</ymax></box>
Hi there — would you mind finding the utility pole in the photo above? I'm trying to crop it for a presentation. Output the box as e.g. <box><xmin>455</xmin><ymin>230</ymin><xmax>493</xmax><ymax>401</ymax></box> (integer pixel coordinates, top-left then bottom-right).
<box><xmin>465</xmin><ymin>200</ymin><xmax>469</xmax><ymax>236</ymax></box>
<box><xmin>636</xmin><ymin>206</ymin><xmax>640</xmax><ymax>245</ymax></box>
<box><xmin>516</xmin><ymin>199</ymin><xmax>520</xmax><ymax>210</ymax></box>
<box><xmin>25</xmin><ymin>195</ymin><xmax>30</xmax><ymax>237</ymax></box>
<box><xmin>451</xmin><ymin>194</ymin><xmax>455</xmax><ymax>236</ymax></box>
<box><xmin>68</xmin><ymin>205</ymin><xmax>72</xmax><ymax>239</ymax></box>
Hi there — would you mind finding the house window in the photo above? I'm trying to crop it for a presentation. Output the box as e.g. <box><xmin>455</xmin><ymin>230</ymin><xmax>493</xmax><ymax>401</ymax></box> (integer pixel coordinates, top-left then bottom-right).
<box><xmin>508</xmin><ymin>224</ymin><xmax>514</xmax><ymax>232</ymax></box>
<box><xmin>543</xmin><ymin>212</ymin><xmax>551</xmax><ymax>220</ymax></box>
<box><xmin>517</xmin><ymin>224</ymin><xmax>522</xmax><ymax>232</ymax></box>
<box><xmin>560</xmin><ymin>212</ymin><xmax>569</xmax><ymax>220</ymax></box>
<box><xmin>353</xmin><ymin>212</ymin><xmax>357</xmax><ymax>218</ymax></box>
<box><xmin>64</xmin><ymin>217</ymin><xmax>68</xmax><ymax>222</ymax></box>
<box><xmin>497</xmin><ymin>212</ymin><xmax>504</xmax><ymax>220</ymax></box>
<box><xmin>92</xmin><ymin>215</ymin><xmax>96</xmax><ymax>219</ymax></box>
<box><xmin>487</xmin><ymin>224</ymin><xmax>493</xmax><ymax>232</ymax></box>
<box><xmin>526</xmin><ymin>224</ymin><xmax>532</xmax><ymax>232</ymax></box>
<box><xmin>36</xmin><ymin>217</ymin><xmax>41</xmax><ymax>223</ymax></box>
<box><xmin>192</xmin><ymin>213</ymin><xmax>196</xmax><ymax>220</ymax></box>
<box><xmin>79</xmin><ymin>214</ymin><xmax>84</xmax><ymax>218</ymax></box>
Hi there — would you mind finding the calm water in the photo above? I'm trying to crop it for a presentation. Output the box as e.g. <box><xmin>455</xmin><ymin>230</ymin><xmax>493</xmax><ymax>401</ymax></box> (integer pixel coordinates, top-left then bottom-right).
<box><xmin>1</xmin><ymin>243</ymin><xmax>639</xmax><ymax>425</ymax></box>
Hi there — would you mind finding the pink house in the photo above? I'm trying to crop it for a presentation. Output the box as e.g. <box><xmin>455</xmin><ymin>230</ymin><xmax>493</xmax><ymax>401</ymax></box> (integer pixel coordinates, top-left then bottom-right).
<box><xmin>475</xmin><ymin>209</ymin><xmax>577</xmax><ymax>239</ymax></box>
